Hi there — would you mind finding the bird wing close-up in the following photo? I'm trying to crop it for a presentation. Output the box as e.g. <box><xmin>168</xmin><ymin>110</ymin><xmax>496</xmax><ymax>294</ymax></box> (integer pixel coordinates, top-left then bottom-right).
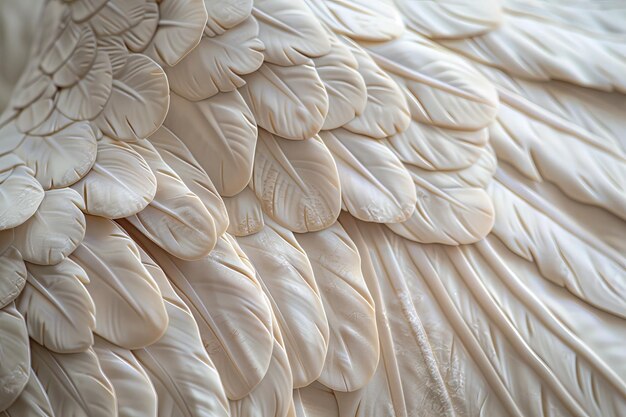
<box><xmin>0</xmin><ymin>0</ymin><xmax>625</xmax><ymax>416</ymax></box>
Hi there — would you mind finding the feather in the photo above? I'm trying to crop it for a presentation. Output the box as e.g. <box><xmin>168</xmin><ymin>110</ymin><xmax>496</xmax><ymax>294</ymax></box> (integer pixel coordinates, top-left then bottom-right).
<box><xmin>68</xmin><ymin>0</ymin><xmax>107</xmax><ymax>22</ymax></box>
<box><xmin>481</xmin><ymin>72</ymin><xmax>626</xmax><ymax>220</ymax></box>
<box><xmin>362</xmin><ymin>32</ymin><xmax>499</xmax><ymax>131</ymax></box>
<box><xmin>386</xmin><ymin>160</ymin><xmax>495</xmax><ymax>245</ymax></box>
<box><xmin>320</xmin><ymin>128</ymin><xmax>416</xmax><ymax>223</ymax></box>
<box><xmin>0</xmin><ymin>155</ymin><xmax>44</xmax><ymax>230</ymax></box>
<box><xmin>295</xmin><ymin>222</ymin><xmax>378</xmax><ymax>392</ymax></box>
<box><xmin>144</xmin><ymin>0</ymin><xmax>208</xmax><ymax>67</ymax></box>
<box><xmin>385</xmin><ymin>120</ymin><xmax>489</xmax><ymax>172</ymax></box>
<box><xmin>123</xmin><ymin>1</ymin><xmax>159</xmax><ymax>53</ymax></box>
<box><xmin>229</xmin><ymin>339</ymin><xmax>293</xmax><ymax>417</ymax></box>
<box><xmin>0</xmin><ymin>304</ymin><xmax>29</xmax><ymax>411</ymax></box>
<box><xmin>17</xmin><ymin>258</ymin><xmax>95</xmax><ymax>353</ymax></box>
<box><xmin>40</xmin><ymin>20</ymin><xmax>84</xmax><ymax>76</ymax></box>
<box><xmin>339</xmin><ymin>218</ymin><xmax>506</xmax><ymax>417</ymax></box>
<box><xmin>204</xmin><ymin>0</ymin><xmax>253</xmax><ymax>36</ymax></box>
<box><xmin>12</xmin><ymin>188</ymin><xmax>86</xmax><ymax>265</ymax></box>
<box><xmin>304</xmin><ymin>0</ymin><xmax>404</xmax><ymax>42</ymax></box>
<box><xmin>71</xmin><ymin>137</ymin><xmax>157</xmax><ymax>219</ymax></box>
<box><xmin>30</xmin><ymin>343</ymin><xmax>116</xmax><ymax>417</ymax></box>
<box><xmin>14</xmin><ymin>122</ymin><xmax>97</xmax><ymax>189</ymax></box>
<box><xmin>442</xmin><ymin>12</ymin><xmax>626</xmax><ymax>93</ymax></box>
<box><xmin>253</xmin><ymin>0</ymin><xmax>330</xmax><ymax>66</ymax></box>
<box><xmin>52</xmin><ymin>25</ymin><xmax>96</xmax><ymax>88</ymax></box>
<box><xmin>223</xmin><ymin>186</ymin><xmax>264</xmax><ymax>237</ymax></box>
<box><xmin>95</xmin><ymin>54</ymin><xmax>169</xmax><ymax>142</ymax></box>
<box><xmin>395</xmin><ymin>0</ymin><xmax>502</xmax><ymax>39</ymax></box>
<box><xmin>238</xmin><ymin>217</ymin><xmax>329</xmax><ymax>387</ymax></box>
<box><xmin>15</xmin><ymin>98</ymin><xmax>54</xmax><ymax>134</ymax></box>
<box><xmin>56</xmin><ymin>51</ymin><xmax>112</xmax><ymax>121</ymax></box>
<box><xmin>0</xmin><ymin>371</ymin><xmax>53</xmax><ymax>417</ymax></box>
<box><xmin>148</xmin><ymin>126</ymin><xmax>229</xmax><ymax>236</ymax></box>
<box><xmin>132</xmin><ymin>247</ymin><xmax>229</xmax><ymax>417</ymax></box>
<box><xmin>295</xmin><ymin>383</ymin><xmax>339</xmax><ymax>417</ymax></box>
<box><xmin>88</xmin><ymin>0</ymin><xmax>144</xmax><ymax>37</ymax></box>
<box><xmin>0</xmin><ymin>233</ymin><xmax>27</xmax><ymax>309</ymax></box>
<box><xmin>94</xmin><ymin>34</ymin><xmax>128</xmax><ymax>79</ymax></box>
<box><xmin>126</xmin><ymin>139</ymin><xmax>217</xmax><ymax>260</ymax></box>
<box><xmin>313</xmin><ymin>32</ymin><xmax>367</xmax><ymax>130</ymax></box>
<box><xmin>251</xmin><ymin>130</ymin><xmax>341</xmax><ymax>232</ymax></box>
<box><xmin>164</xmin><ymin>90</ymin><xmax>258</xmax><ymax>196</ymax></box>
<box><xmin>70</xmin><ymin>215</ymin><xmax>168</xmax><ymax>349</ymax></box>
<box><xmin>341</xmin><ymin>38</ymin><xmax>411</xmax><ymax>139</ymax></box>
<box><xmin>241</xmin><ymin>62</ymin><xmax>328</xmax><ymax>140</ymax></box>
<box><xmin>125</xmin><ymin>227</ymin><xmax>274</xmax><ymax>400</ymax></box>
<box><xmin>93</xmin><ymin>336</ymin><xmax>158</xmax><ymax>417</ymax></box>
<box><xmin>8</xmin><ymin>64</ymin><xmax>52</xmax><ymax>111</ymax></box>
<box><xmin>489</xmin><ymin>166</ymin><xmax>626</xmax><ymax>318</ymax></box>
<box><xmin>165</xmin><ymin>17</ymin><xmax>264</xmax><ymax>101</ymax></box>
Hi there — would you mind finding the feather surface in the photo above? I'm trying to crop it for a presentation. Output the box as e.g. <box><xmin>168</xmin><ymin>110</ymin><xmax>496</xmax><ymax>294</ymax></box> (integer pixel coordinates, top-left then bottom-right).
<box><xmin>95</xmin><ymin>54</ymin><xmax>169</xmax><ymax>142</ymax></box>
<box><xmin>93</xmin><ymin>336</ymin><xmax>158</xmax><ymax>417</ymax></box>
<box><xmin>320</xmin><ymin>128</ymin><xmax>416</xmax><ymax>223</ymax></box>
<box><xmin>127</xmin><ymin>139</ymin><xmax>217</xmax><ymax>260</ymax></box>
<box><xmin>223</xmin><ymin>186</ymin><xmax>264</xmax><ymax>237</ymax></box>
<box><xmin>241</xmin><ymin>62</ymin><xmax>328</xmax><ymax>140</ymax></box>
<box><xmin>165</xmin><ymin>90</ymin><xmax>258</xmax><ymax>197</ymax></box>
<box><xmin>132</xmin><ymin>247</ymin><xmax>229</xmax><ymax>417</ymax></box>
<box><xmin>71</xmin><ymin>137</ymin><xmax>157</xmax><ymax>219</ymax></box>
<box><xmin>238</xmin><ymin>217</ymin><xmax>329</xmax><ymax>387</ymax></box>
<box><xmin>295</xmin><ymin>222</ymin><xmax>378</xmax><ymax>392</ymax></box>
<box><xmin>12</xmin><ymin>188</ymin><xmax>86</xmax><ymax>265</ymax></box>
<box><xmin>126</xmin><ymin>229</ymin><xmax>274</xmax><ymax>400</ymax></box>
<box><xmin>30</xmin><ymin>343</ymin><xmax>116</xmax><ymax>417</ymax></box>
<box><xmin>14</xmin><ymin>122</ymin><xmax>97</xmax><ymax>190</ymax></box>
<box><xmin>204</xmin><ymin>0</ymin><xmax>253</xmax><ymax>37</ymax></box>
<box><xmin>165</xmin><ymin>16</ymin><xmax>264</xmax><ymax>101</ymax></box>
<box><xmin>70</xmin><ymin>215</ymin><xmax>168</xmax><ymax>349</ymax></box>
<box><xmin>0</xmin><ymin>371</ymin><xmax>53</xmax><ymax>417</ymax></box>
<box><xmin>251</xmin><ymin>130</ymin><xmax>341</xmax><ymax>232</ymax></box>
<box><xmin>0</xmin><ymin>238</ymin><xmax>27</xmax><ymax>309</ymax></box>
<box><xmin>17</xmin><ymin>258</ymin><xmax>95</xmax><ymax>353</ymax></box>
<box><xmin>253</xmin><ymin>0</ymin><xmax>330</xmax><ymax>66</ymax></box>
<box><xmin>305</xmin><ymin>0</ymin><xmax>404</xmax><ymax>42</ymax></box>
<box><xmin>0</xmin><ymin>304</ymin><xmax>29</xmax><ymax>410</ymax></box>
<box><xmin>144</xmin><ymin>0</ymin><xmax>208</xmax><ymax>66</ymax></box>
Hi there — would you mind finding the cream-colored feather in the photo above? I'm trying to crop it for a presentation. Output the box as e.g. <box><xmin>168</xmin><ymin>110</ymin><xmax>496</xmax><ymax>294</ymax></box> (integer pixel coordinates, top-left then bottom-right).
<box><xmin>71</xmin><ymin>137</ymin><xmax>157</xmax><ymax>219</ymax></box>
<box><xmin>165</xmin><ymin>90</ymin><xmax>258</xmax><ymax>196</ymax></box>
<box><xmin>13</xmin><ymin>188</ymin><xmax>86</xmax><ymax>265</ymax></box>
<box><xmin>93</xmin><ymin>336</ymin><xmax>158</xmax><ymax>417</ymax></box>
<box><xmin>126</xmin><ymin>228</ymin><xmax>274</xmax><ymax>400</ymax></box>
<box><xmin>251</xmin><ymin>130</ymin><xmax>341</xmax><ymax>232</ymax></box>
<box><xmin>238</xmin><ymin>217</ymin><xmax>329</xmax><ymax>387</ymax></box>
<box><xmin>0</xmin><ymin>370</ymin><xmax>53</xmax><ymax>417</ymax></box>
<box><xmin>17</xmin><ymin>258</ymin><xmax>95</xmax><ymax>353</ymax></box>
<box><xmin>127</xmin><ymin>139</ymin><xmax>217</xmax><ymax>260</ymax></box>
<box><xmin>241</xmin><ymin>62</ymin><xmax>329</xmax><ymax>140</ymax></box>
<box><xmin>70</xmin><ymin>215</ymin><xmax>168</xmax><ymax>349</ymax></box>
<box><xmin>165</xmin><ymin>16</ymin><xmax>264</xmax><ymax>101</ymax></box>
<box><xmin>0</xmin><ymin>304</ymin><xmax>29</xmax><ymax>411</ymax></box>
<box><xmin>253</xmin><ymin>0</ymin><xmax>330</xmax><ymax>66</ymax></box>
<box><xmin>295</xmin><ymin>222</ymin><xmax>378</xmax><ymax>392</ymax></box>
<box><xmin>30</xmin><ymin>343</ymin><xmax>116</xmax><ymax>417</ymax></box>
<box><xmin>223</xmin><ymin>186</ymin><xmax>265</xmax><ymax>236</ymax></box>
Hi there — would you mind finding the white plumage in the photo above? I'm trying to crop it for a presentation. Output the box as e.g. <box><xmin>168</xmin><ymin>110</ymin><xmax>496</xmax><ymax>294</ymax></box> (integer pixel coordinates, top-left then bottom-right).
<box><xmin>0</xmin><ymin>0</ymin><xmax>624</xmax><ymax>416</ymax></box>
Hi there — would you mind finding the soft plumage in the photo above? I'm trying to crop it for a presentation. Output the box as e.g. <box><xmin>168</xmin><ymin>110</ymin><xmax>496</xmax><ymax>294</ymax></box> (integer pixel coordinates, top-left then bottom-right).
<box><xmin>0</xmin><ymin>0</ymin><xmax>624</xmax><ymax>416</ymax></box>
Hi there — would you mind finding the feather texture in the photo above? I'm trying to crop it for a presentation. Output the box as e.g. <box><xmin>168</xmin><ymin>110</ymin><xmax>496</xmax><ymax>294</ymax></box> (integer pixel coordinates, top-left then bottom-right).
<box><xmin>13</xmin><ymin>188</ymin><xmax>86</xmax><ymax>265</ymax></box>
<box><xmin>17</xmin><ymin>258</ymin><xmax>95</xmax><ymax>353</ymax></box>
<box><xmin>251</xmin><ymin>130</ymin><xmax>341</xmax><ymax>232</ymax></box>
<box><xmin>238</xmin><ymin>217</ymin><xmax>329</xmax><ymax>387</ymax></box>
<box><xmin>70</xmin><ymin>215</ymin><xmax>168</xmax><ymax>349</ymax></box>
<box><xmin>30</xmin><ymin>343</ymin><xmax>116</xmax><ymax>417</ymax></box>
<box><xmin>165</xmin><ymin>90</ymin><xmax>258</xmax><ymax>197</ymax></box>
<box><xmin>295</xmin><ymin>222</ymin><xmax>378</xmax><ymax>392</ymax></box>
<box><xmin>0</xmin><ymin>304</ymin><xmax>29</xmax><ymax>410</ymax></box>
